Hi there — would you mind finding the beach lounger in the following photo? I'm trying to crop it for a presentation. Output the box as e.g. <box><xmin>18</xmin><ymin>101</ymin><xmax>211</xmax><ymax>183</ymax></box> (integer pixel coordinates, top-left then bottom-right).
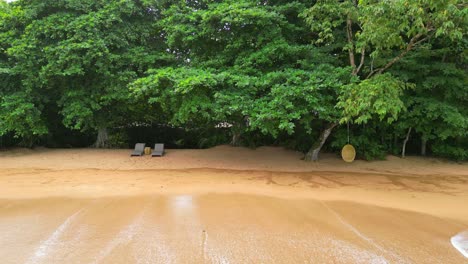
<box><xmin>151</xmin><ymin>143</ymin><xmax>165</xmax><ymax>157</ymax></box>
<box><xmin>131</xmin><ymin>143</ymin><xmax>146</xmax><ymax>156</ymax></box>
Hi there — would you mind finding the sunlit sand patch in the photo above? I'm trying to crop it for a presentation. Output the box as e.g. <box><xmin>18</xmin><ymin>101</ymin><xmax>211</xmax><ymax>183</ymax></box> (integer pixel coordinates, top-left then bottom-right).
<box><xmin>201</xmin><ymin>228</ymin><xmax>389</xmax><ymax>263</ymax></box>
<box><xmin>25</xmin><ymin>209</ymin><xmax>83</xmax><ymax>264</ymax></box>
<box><xmin>172</xmin><ymin>195</ymin><xmax>195</xmax><ymax>211</ymax></box>
<box><xmin>90</xmin><ymin>206</ymin><xmax>149</xmax><ymax>264</ymax></box>
<box><xmin>132</xmin><ymin>226</ymin><xmax>177</xmax><ymax>264</ymax></box>
<box><xmin>320</xmin><ymin>201</ymin><xmax>408</xmax><ymax>263</ymax></box>
<box><xmin>451</xmin><ymin>230</ymin><xmax>468</xmax><ymax>258</ymax></box>
<box><xmin>0</xmin><ymin>214</ymin><xmax>40</xmax><ymax>248</ymax></box>
<box><xmin>0</xmin><ymin>148</ymin><xmax>467</xmax><ymax>264</ymax></box>
<box><xmin>316</xmin><ymin>235</ymin><xmax>389</xmax><ymax>264</ymax></box>
<box><xmin>89</xmin><ymin>199</ymin><xmax>178</xmax><ymax>264</ymax></box>
<box><xmin>203</xmin><ymin>231</ymin><xmax>275</xmax><ymax>263</ymax></box>
<box><xmin>132</xmin><ymin>204</ymin><xmax>177</xmax><ymax>264</ymax></box>
<box><xmin>321</xmin><ymin>202</ymin><xmax>408</xmax><ymax>263</ymax></box>
<box><xmin>0</xmin><ymin>195</ymin><xmax>465</xmax><ymax>263</ymax></box>
<box><xmin>169</xmin><ymin>194</ymin><xmax>206</xmax><ymax>262</ymax></box>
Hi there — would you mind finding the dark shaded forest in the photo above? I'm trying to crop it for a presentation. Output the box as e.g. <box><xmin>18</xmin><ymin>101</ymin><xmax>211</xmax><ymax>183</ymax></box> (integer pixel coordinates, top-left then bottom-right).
<box><xmin>0</xmin><ymin>0</ymin><xmax>466</xmax><ymax>161</ymax></box>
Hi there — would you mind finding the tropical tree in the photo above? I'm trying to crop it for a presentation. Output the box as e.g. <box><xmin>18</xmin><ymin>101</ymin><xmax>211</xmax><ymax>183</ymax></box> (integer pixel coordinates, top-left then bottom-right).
<box><xmin>0</xmin><ymin>0</ymin><xmax>466</xmax><ymax>161</ymax></box>
<box><xmin>0</xmin><ymin>1</ymin><xmax>49</xmax><ymax>146</ymax></box>
<box><xmin>1</xmin><ymin>0</ymin><xmax>169</xmax><ymax>147</ymax></box>
<box><xmin>301</xmin><ymin>0</ymin><xmax>467</xmax><ymax>160</ymax></box>
<box><xmin>132</xmin><ymin>0</ymin><xmax>331</xmax><ymax>146</ymax></box>
<box><xmin>392</xmin><ymin>38</ymin><xmax>468</xmax><ymax>158</ymax></box>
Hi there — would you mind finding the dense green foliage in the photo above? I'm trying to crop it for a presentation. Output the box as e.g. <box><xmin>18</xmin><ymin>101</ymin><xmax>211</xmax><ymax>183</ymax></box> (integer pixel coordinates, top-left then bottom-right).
<box><xmin>0</xmin><ymin>0</ymin><xmax>466</xmax><ymax>161</ymax></box>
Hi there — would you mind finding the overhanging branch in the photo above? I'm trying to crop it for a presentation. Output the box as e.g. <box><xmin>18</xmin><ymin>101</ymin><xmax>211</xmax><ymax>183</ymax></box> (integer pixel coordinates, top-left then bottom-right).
<box><xmin>366</xmin><ymin>32</ymin><xmax>433</xmax><ymax>78</ymax></box>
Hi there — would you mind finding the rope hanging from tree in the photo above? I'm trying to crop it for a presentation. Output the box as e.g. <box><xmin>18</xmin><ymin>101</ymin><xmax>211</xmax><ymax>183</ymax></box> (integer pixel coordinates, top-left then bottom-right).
<box><xmin>347</xmin><ymin>121</ymin><xmax>350</xmax><ymax>144</ymax></box>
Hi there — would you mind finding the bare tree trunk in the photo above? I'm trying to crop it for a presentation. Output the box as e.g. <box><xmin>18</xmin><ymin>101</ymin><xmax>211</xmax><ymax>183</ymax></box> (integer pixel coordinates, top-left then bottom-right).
<box><xmin>346</xmin><ymin>17</ymin><xmax>356</xmax><ymax>71</ymax></box>
<box><xmin>230</xmin><ymin>118</ymin><xmax>249</xmax><ymax>147</ymax></box>
<box><xmin>401</xmin><ymin>127</ymin><xmax>412</xmax><ymax>158</ymax></box>
<box><xmin>231</xmin><ymin>132</ymin><xmax>241</xmax><ymax>147</ymax></box>
<box><xmin>19</xmin><ymin>135</ymin><xmax>34</xmax><ymax>148</ymax></box>
<box><xmin>93</xmin><ymin>127</ymin><xmax>109</xmax><ymax>148</ymax></box>
<box><xmin>304</xmin><ymin>122</ymin><xmax>338</xmax><ymax>161</ymax></box>
<box><xmin>421</xmin><ymin>137</ymin><xmax>427</xmax><ymax>156</ymax></box>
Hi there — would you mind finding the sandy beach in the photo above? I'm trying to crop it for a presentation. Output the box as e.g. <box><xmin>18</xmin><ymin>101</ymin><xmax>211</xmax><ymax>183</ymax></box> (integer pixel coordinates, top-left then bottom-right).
<box><xmin>0</xmin><ymin>145</ymin><xmax>467</xmax><ymax>263</ymax></box>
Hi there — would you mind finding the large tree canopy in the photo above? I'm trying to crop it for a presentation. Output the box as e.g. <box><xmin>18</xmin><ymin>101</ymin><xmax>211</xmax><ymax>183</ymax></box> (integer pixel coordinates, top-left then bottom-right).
<box><xmin>300</xmin><ymin>0</ymin><xmax>467</xmax><ymax>159</ymax></box>
<box><xmin>1</xmin><ymin>0</ymin><xmax>170</xmax><ymax>146</ymax></box>
<box><xmin>0</xmin><ymin>0</ymin><xmax>466</xmax><ymax>160</ymax></box>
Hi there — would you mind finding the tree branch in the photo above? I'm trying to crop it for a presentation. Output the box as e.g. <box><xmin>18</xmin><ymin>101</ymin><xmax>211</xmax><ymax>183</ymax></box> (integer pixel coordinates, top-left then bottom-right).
<box><xmin>402</xmin><ymin>127</ymin><xmax>412</xmax><ymax>158</ymax></box>
<box><xmin>366</xmin><ymin>33</ymin><xmax>432</xmax><ymax>78</ymax></box>
<box><xmin>354</xmin><ymin>47</ymin><xmax>365</xmax><ymax>75</ymax></box>
<box><xmin>346</xmin><ymin>17</ymin><xmax>356</xmax><ymax>72</ymax></box>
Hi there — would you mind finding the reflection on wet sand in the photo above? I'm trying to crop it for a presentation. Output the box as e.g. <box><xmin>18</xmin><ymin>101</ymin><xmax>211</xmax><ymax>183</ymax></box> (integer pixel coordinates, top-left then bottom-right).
<box><xmin>1</xmin><ymin>147</ymin><xmax>467</xmax><ymax>263</ymax></box>
<box><xmin>0</xmin><ymin>194</ymin><xmax>466</xmax><ymax>264</ymax></box>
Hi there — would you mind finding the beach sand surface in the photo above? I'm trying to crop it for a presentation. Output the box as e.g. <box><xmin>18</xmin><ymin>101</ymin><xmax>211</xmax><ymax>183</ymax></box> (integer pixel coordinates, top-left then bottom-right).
<box><xmin>0</xmin><ymin>145</ymin><xmax>467</xmax><ymax>263</ymax></box>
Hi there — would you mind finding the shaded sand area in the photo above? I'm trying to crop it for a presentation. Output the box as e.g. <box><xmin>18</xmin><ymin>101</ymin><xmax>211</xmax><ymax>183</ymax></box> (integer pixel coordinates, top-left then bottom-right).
<box><xmin>0</xmin><ymin>146</ymin><xmax>467</xmax><ymax>263</ymax></box>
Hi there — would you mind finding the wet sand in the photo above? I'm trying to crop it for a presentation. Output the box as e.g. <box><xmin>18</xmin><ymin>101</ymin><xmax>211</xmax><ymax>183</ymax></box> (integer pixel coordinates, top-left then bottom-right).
<box><xmin>0</xmin><ymin>146</ymin><xmax>467</xmax><ymax>263</ymax></box>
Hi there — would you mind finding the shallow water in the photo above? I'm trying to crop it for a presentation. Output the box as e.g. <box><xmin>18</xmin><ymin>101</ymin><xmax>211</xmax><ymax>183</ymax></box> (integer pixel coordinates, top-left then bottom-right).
<box><xmin>0</xmin><ymin>195</ymin><xmax>466</xmax><ymax>264</ymax></box>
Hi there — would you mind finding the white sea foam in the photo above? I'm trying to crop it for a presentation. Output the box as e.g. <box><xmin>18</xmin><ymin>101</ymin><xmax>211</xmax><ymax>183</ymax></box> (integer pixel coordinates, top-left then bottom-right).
<box><xmin>26</xmin><ymin>209</ymin><xmax>83</xmax><ymax>264</ymax></box>
<box><xmin>451</xmin><ymin>231</ymin><xmax>468</xmax><ymax>258</ymax></box>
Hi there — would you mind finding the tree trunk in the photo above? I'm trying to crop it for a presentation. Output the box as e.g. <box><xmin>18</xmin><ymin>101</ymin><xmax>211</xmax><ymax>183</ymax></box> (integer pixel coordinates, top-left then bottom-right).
<box><xmin>304</xmin><ymin>122</ymin><xmax>338</xmax><ymax>161</ymax></box>
<box><xmin>421</xmin><ymin>137</ymin><xmax>427</xmax><ymax>156</ymax></box>
<box><xmin>230</xmin><ymin>118</ymin><xmax>247</xmax><ymax>147</ymax></box>
<box><xmin>401</xmin><ymin>127</ymin><xmax>412</xmax><ymax>158</ymax></box>
<box><xmin>93</xmin><ymin>127</ymin><xmax>109</xmax><ymax>148</ymax></box>
<box><xmin>231</xmin><ymin>132</ymin><xmax>241</xmax><ymax>147</ymax></box>
<box><xmin>19</xmin><ymin>135</ymin><xmax>34</xmax><ymax>148</ymax></box>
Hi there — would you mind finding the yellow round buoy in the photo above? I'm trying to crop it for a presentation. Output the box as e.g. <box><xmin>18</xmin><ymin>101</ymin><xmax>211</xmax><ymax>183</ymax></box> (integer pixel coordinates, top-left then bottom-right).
<box><xmin>341</xmin><ymin>144</ymin><xmax>356</xmax><ymax>163</ymax></box>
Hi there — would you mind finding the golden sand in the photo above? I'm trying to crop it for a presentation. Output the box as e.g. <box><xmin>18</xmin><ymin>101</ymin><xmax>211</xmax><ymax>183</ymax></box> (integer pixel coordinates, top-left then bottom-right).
<box><xmin>0</xmin><ymin>146</ymin><xmax>467</xmax><ymax>263</ymax></box>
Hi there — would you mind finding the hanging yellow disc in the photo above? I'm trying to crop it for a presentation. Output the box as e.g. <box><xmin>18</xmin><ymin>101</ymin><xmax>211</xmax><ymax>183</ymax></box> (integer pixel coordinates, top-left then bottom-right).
<box><xmin>341</xmin><ymin>144</ymin><xmax>356</xmax><ymax>163</ymax></box>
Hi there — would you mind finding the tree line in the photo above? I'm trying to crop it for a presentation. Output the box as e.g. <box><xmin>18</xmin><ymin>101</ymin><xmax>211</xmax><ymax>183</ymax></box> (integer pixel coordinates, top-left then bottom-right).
<box><xmin>0</xmin><ymin>0</ymin><xmax>466</xmax><ymax>161</ymax></box>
